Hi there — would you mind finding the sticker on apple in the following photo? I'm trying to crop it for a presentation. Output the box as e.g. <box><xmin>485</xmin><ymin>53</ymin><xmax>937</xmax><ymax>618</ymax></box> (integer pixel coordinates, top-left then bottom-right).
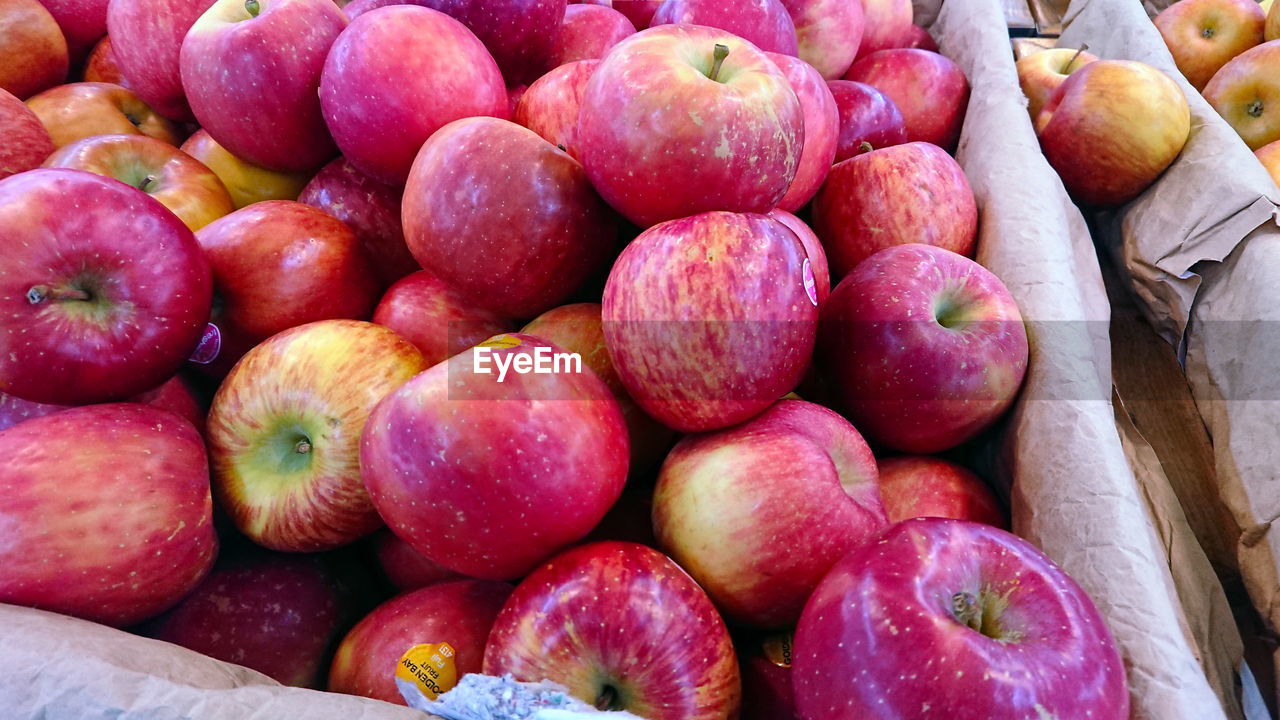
<box><xmin>394</xmin><ymin>642</ymin><xmax>458</xmax><ymax>701</ymax></box>
<box><xmin>188</xmin><ymin>323</ymin><xmax>221</xmax><ymax>365</ymax></box>
<box><xmin>477</xmin><ymin>334</ymin><xmax>522</xmax><ymax>350</ymax></box>
<box><xmin>802</xmin><ymin>259</ymin><xmax>817</xmax><ymax>307</ymax></box>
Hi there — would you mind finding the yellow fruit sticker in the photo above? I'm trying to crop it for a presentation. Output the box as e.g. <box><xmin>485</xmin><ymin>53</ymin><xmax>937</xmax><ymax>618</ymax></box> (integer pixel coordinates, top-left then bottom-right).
<box><xmin>763</xmin><ymin>634</ymin><xmax>794</xmax><ymax>668</ymax></box>
<box><xmin>395</xmin><ymin>642</ymin><xmax>458</xmax><ymax>700</ymax></box>
<box><xmin>477</xmin><ymin>334</ymin><xmax>522</xmax><ymax>350</ymax></box>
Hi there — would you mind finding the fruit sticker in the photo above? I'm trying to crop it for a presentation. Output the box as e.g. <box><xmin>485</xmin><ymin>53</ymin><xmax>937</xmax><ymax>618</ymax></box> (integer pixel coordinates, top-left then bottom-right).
<box><xmin>802</xmin><ymin>259</ymin><xmax>818</xmax><ymax>307</ymax></box>
<box><xmin>395</xmin><ymin>642</ymin><xmax>458</xmax><ymax>700</ymax></box>
<box><xmin>763</xmin><ymin>633</ymin><xmax>794</xmax><ymax>668</ymax></box>
<box><xmin>188</xmin><ymin>323</ymin><xmax>221</xmax><ymax>365</ymax></box>
<box><xmin>477</xmin><ymin>334</ymin><xmax>522</xmax><ymax>350</ymax></box>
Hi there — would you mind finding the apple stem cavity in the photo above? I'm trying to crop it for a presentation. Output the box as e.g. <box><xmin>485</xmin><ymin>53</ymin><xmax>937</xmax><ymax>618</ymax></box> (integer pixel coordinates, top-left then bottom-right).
<box><xmin>708</xmin><ymin>44</ymin><xmax>730</xmax><ymax>82</ymax></box>
<box><xmin>1249</xmin><ymin>99</ymin><xmax>1265</xmax><ymax>118</ymax></box>
<box><xmin>26</xmin><ymin>284</ymin><xmax>91</xmax><ymax>305</ymax></box>
<box><xmin>245</xmin><ymin>0</ymin><xmax>260</xmax><ymax>17</ymax></box>
<box><xmin>1064</xmin><ymin>43</ymin><xmax>1089</xmax><ymax>73</ymax></box>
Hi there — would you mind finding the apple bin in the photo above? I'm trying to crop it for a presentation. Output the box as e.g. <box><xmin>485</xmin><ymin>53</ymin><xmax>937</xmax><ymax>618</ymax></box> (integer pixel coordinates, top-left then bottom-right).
<box><xmin>0</xmin><ymin>0</ymin><xmax>1240</xmax><ymax>717</ymax></box>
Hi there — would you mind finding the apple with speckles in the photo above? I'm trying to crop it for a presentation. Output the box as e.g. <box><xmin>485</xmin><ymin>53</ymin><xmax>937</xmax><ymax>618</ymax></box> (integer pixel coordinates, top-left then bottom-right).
<box><xmin>513</xmin><ymin>59</ymin><xmax>597</xmax><ymax>160</ymax></box>
<box><xmin>845</xmin><ymin>49</ymin><xmax>970</xmax><ymax>152</ymax></box>
<box><xmin>826</xmin><ymin>79</ymin><xmax>908</xmax><ymax>161</ymax></box>
<box><xmin>768</xmin><ymin>52</ymin><xmax>838</xmax><ymax>212</ymax></box>
<box><xmin>792</xmin><ymin>518</ymin><xmax>1130</xmax><ymax>719</ymax></box>
<box><xmin>779</xmin><ymin>0</ymin><xmax>864</xmax><ymax>79</ymax></box>
<box><xmin>817</xmin><ymin>244</ymin><xmax>1028</xmax><ymax>454</ymax></box>
<box><xmin>360</xmin><ymin>333</ymin><xmax>629</xmax><ymax>580</ymax></box>
<box><xmin>546</xmin><ymin>4</ymin><xmax>635</xmax><ymax>68</ymax></box>
<box><xmin>876</xmin><ymin>456</ymin><xmax>1007</xmax><ymax>527</ymax></box>
<box><xmin>0</xmin><ymin>88</ymin><xmax>53</xmax><ymax>178</ymax></box>
<box><xmin>0</xmin><ymin>169</ymin><xmax>211</xmax><ymax>405</ymax></box>
<box><xmin>578</xmin><ymin>24</ymin><xmax>804</xmax><ymax>227</ymax></box>
<box><xmin>107</xmin><ymin>0</ymin><xmax>216</xmax><ymax>121</ymax></box>
<box><xmin>768</xmin><ymin>209</ymin><xmax>830</xmax><ymax>305</ymax></box>
<box><xmin>372</xmin><ymin>271</ymin><xmax>513</xmax><ymax>366</ymax></box>
<box><xmin>654</xmin><ymin>399</ymin><xmax>887</xmax><ymax>628</ymax></box>
<box><xmin>649</xmin><ymin>0</ymin><xmax>799</xmax><ymax>56</ymax></box>
<box><xmin>0</xmin><ymin>403</ymin><xmax>216</xmax><ymax>626</ymax></box>
<box><xmin>484</xmin><ymin>542</ymin><xmax>741</xmax><ymax>719</ymax></box>
<box><xmin>209</xmin><ymin>320</ymin><xmax>426</xmax><ymax>552</ymax></box>
<box><xmin>426</xmin><ymin>0</ymin><xmax>565</xmax><ymax>85</ymax></box>
<box><xmin>602</xmin><ymin>211</ymin><xmax>818</xmax><ymax>433</ymax></box>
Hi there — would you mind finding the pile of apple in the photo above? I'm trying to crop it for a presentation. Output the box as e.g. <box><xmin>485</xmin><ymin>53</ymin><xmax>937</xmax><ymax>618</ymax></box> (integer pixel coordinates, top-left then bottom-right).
<box><xmin>1</xmin><ymin>0</ymin><xmax>1134</xmax><ymax>717</ymax></box>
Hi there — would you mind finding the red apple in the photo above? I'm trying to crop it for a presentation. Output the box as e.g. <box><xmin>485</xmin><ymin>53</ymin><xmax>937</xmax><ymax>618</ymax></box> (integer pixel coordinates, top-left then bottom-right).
<box><xmin>578</xmin><ymin>25</ymin><xmax>804</xmax><ymax>227</ymax></box>
<box><xmin>25</xmin><ymin>81</ymin><xmax>181</xmax><ymax>148</ymax></box>
<box><xmin>329</xmin><ymin>580</ymin><xmax>512</xmax><ymax>705</ymax></box>
<box><xmin>181</xmin><ymin>127</ymin><xmax>311</xmax><ymax>208</ymax></box>
<box><xmin>195</xmin><ymin>200</ymin><xmax>380</xmax><ymax>355</ymax></box>
<box><xmin>522</xmin><ymin>302</ymin><xmax>676</xmax><ymax>473</ymax></box>
<box><xmin>403</xmin><ymin>116</ymin><xmax>618</xmax><ymax>319</ymax></box>
<box><xmin>38</xmin><ymin>0</ymin><xmax>107</xmax><ymax>65</ymax></box>
<box><xmin>180</xmin><ymin>0</ymin><xmax>344</xmax><ymax>172</ymax></box>
<box><xmin>1203</xmin><ymin>39</ymin><xmax>1280</xmax><ymax>150</ymax></box>
<box><xmin>43</xmin><ymin>133</ymin><xmax>235</xmax><ymax>230</ymax></box>
<box><xmin>826</xmin><ymin>79</ymin><xmax>908</xmax><ymax>161</ymax></box>
<box><xmin>298</xmin><ymin>157</ymin><xmax>417</xmax><ymax>287</ymax></box>
<box><xmin>792</xmin><ymin>518</ymin><xmax>1130</xmax><ymax>719</ymax></box>
<box><xmin>812</xmin><ymin>141</ymin><xmax>978</xmax><ymax>278</ymax></box>
<box><xmin>877</xmin><ymin>455</ymin><xmax>1007</xmax><ymax>527</ymax></box>
<box><xmin>373</xmin><ymin>529</ymin><xmax>463</xmax><ymax>591</ymax></box>
<box><xmin>817</xmin><ymin>244</ymin><xmax>1028</xmax><ymax>453</ymax></box>
<box><xmin>768</xmin><ymin>209</ymin><xmax>830</xmax><ymax>305</ymax></box>
<box><xmin>0</xmin><ymin>0</ymin><xmax>68</xmax><ymax>99</ymax></box>
<box><xmin>0</xmin><ymin>169</ymin><xmax>211</xmax><ymax>405</ymax></box>
<box><xmin>372</xmin><ymin>271</ymin><xmax>513</xmax><ymax>366</ymax></box>
<box><xmin>1015</xmin><ymin>46</ymin><xmax>1098</xmax><ymax>122</ymax></box>
<box><xmin>547</xmin><ymin>4</ymin><xmax>635</xmax><ymax>68</ymax></box>
<box><xmin>513</xmin><ymin>58</ymin><xmax>597</xmax><ymax>160</ymax></box>
<box><xmin>485</xmin><ymin>541</ymin><xmax>740</xmax><ymax>718</ymax></box>
<box><xmin>779</xmin><ymin>0</ymin><xmax>864</xmax><ymax>79</ymax></box>
<box><xmin>107</xmin><ymin>0</ymin><xmax>216</xmax><ymax>121</ymax></box>
<box><xmin>854</xmin><ymin>0</ymin><xmax>911</xmax><ymax>60</ymax></box>
<box><xmin>900</xmin><ymin>23</ymin><xmax>938</xmax><ymax>51</ymax></box>
<box><xmin>650</xmin><ymin>0</ymin><xmax>799</xmax><ymax>56</ymax></box>
<box><xmin>614</xmin><ymin>0</ymin><xmax>660</xmax><ymax>27</ymax></box>
<box><xmin>603</xmin><ymin>211</ymin><xmax>818</xmax><ymax>432</ymax></box>
<box><xmin>845</xmin><ymin>48</ymin><xmax>970</xmax><ymax>152</ymax></box>
<box><xmin>83</xmin><ymin>35</ymin><xmax>124</xmax><ymax>84</ymax></box>
<box><xmin>209</xmin><ymin>320</ymin><xmax>425</xmax><ymax>552</ymax></box>
<box><xmin>0</xmin><ymin>403</ymin><xmax>216</xmax><ymax>626</ymax></box>
<box><xmin>1156</xmin><ymin>0</ymin><xmax>1264</xmax><ymax>90</ymax></box>
<box><xmin>1041</xmin><ymin>60</ymin><xmax>1191</xmax><ymax>205</ymax></box>
<box><xmin>0</xmin><ymin>87</ymin><xmax>54</xmax><ymax>178</ymax></box>
<box><xmin>426</xmin><ymin>0</ymin><xmax>565</xmax><ymax>85</ymax></box>
<box><xmin>318</xmin><ymin>5</ymin><xmax>508</xmax><ymax>185</ymax></box>
<box><xmin>740</xmin><ymin>634</ymin><xmax>799</xmax><ymax>720</ymax></box>
<box><xmin>654</xmin><ymin>399</ymin><xmax>887</xmax><ymax>627</ymax></box>
<box><xmin>0</xmin><ymin>374</ymin><xmax>204</xmax><ymax>433</ymax></box>
<box><xmin>142</xmin><ymin>550</ymin><xmax>351</xmax><ymax>688</ymax></box>
<box><xmin>360</xmin><ymin>334</ymin><xmax>630</xmax><ymax>580</ymax></box>
<box><xmin>769</xmin><ymin>52</ymin><xmax>838</xmax><ymax>212</ymax></box>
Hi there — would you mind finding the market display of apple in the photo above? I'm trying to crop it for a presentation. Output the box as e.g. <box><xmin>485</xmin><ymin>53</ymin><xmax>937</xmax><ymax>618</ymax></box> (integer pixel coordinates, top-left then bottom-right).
<box><xmin>826</xmin><ymin>79</ymin><xmax>908</xmax><ymax>161</ymax></box>
<box><xmin>1204</xmin><ymin>39</ymin><xmax>1280</xmax><ymax>149</ymax></box>
<box><xmin>845</xmin><ymin>47</ymin><xmax>970</xmax><ymax>151</ymax></box>
<box><xmin>1015</xmin><ymin>45</ymin><xmax>1098</xmax><ymax>121</ymax></box>
<box><xmin>1155</xmin><ymin>0</ymin><xmax>1264</xmax><ymax>90</ymax></box>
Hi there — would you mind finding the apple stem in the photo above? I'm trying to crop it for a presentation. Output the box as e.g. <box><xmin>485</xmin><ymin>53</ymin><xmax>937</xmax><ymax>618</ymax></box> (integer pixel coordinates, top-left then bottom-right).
<box><xmin>139</xmin><ymin>175</ymin><xmax>157</xmax><ymax>192</ymax></box>
<box><xmin>859</xmin><ymin>141</ymin><xmax>875</xmax><ymax>154</ymax></box>
<box><xmin>294</xmin><ymin>438</ymin><xmax>312</xmax><ymax>454</ymax></box>
<box><xmin>950</xmin><ymin>591</ymin><xmax>982</xmax><ymax>633</ymax></box>
<box><xmin>245</xmin><ymin>0</ymin><xmax>260</xmax><ymax>17</ymax></box>
<box><xmin>1064</xmin><ymin>43</ymin><xmax>1089</xmax><ymax>73</ymax></box>
<box><xmin>26</xmin><ymin>284</ymin><xmax>91</xmax><ymax>305</ymax></box>
<box><xmin>595</xmin><ymin>686</ymin><xmax>618</xmax><ymax>711</ymax></box>
<box><xmin>708</xmin><ymin>44</ymin><xmax>730</xmax><ymax>82</ymax></box>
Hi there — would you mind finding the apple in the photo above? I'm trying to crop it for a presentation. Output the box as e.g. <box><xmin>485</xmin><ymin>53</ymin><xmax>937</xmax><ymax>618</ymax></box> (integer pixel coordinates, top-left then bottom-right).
<box><xmin>0</xmin><ymin>0</ymin><xmax>68</xmax><ymax>99</ymax></box>
<box><xmin>141</xmin><ymin>550</ymin><xmax>351</xmax><ymax>688</ymax></box>
<box><xmin>0</xmin><ymin>88</ymin><xmax>54</xmax><ymax>178</ymax></box>
<box><xmin>372</xmin><ymin>271</ymin><xmax>513</xmax><ymax>366</ymax></box>
<box><xmin>83</xmin><ymin>35</ymin><xmax>125</xmax><ymax>84</ymax></box>
<box><xmin>1156</xmin><ymin>0</ymin><xmax>1264</xmax><ymax>91</ymax></box>
<box><xmin>299</xmin><ymin>157</ymin><xmax>417</xmax><ymax>288</ymax></box>
<box><xmin>0</xmin><ymin>169</ymin><xmax>211</xmax><ymax>405</ymax></box>
<box><xmin>329</xmin><ymin>580</ymin><xmax>513</xmax><ymax>704</ymax></box>
<box><xmin>107</xmin><ymin>0</ymin><xmax>216</xmax><ymax>121</ymax></box>
<box><xmin>614</xmin><ymin>0</ymin><xmax>660</xmax><ymax>27</ymax></box>
<box><xmin>877</xmin><ymin>455</ymin><xmax>1007</xmax><ymax>527</ymax></box>
<box><xmin>812</xmin><ymin>141</ymin><xmax>978</xmax><ymax>278</ymax></box>
<box><xmin>24</xmin><ymin>81</ymin><xmax>181</xmax><ymax>148</ymax></box>
<box><xmin>779</xmin><ymin>0</ymin><xmax>864</xmax><ymax>79</ymax></box>
<box><xmin>826</xmin><ymin>79</ymin><xmax>908</xmax><ymax>161</ymax></box>
<box><xmin>506</xmin><ymin>83</ymin><xmax>527</xmax><ymax>116</ymax></box>
<box><xmin>373</xmin><ymin>529</ymin><xmax>463</xmax><ymax>591</ymax></box>
<box><xmin>1269</xmin><ymin>0</ymin><xmax>1280</xmax><ymax>38</ymax></box>
<box><xmin>650</xmin><ymin>0</ymin><xmax>799</xmax><ymax>56</ymax></box>
<box><xmin>521</xmin><ymin>302</ymin><xmax>676</xmax><ymax>473</ymax></box>
<box><xmin>603</xmin><ymin>211</ymin><xmax>818</xmax><ymax>432</ymax></box>
<box><xmin>0</xmin><ymin>403</ymin><xmax>216</xmax><ymax>626</ymax></box>
<box><xmin>1041</xmin><ymin>60</ymin><xmax>1191</xmax><ymax>205</ymax></box>
<box><xmin>425</xmin><ymin>0</ymin><xmax>565</xmax><ymax>85</ymax></box>
<box><xmin>318</xmin><ymin>5</ymin><xmax>508</xmax><ymax>185</ymax></box>
<box><xmin>792</xmin><ymin>518</ymin><xmax>1130</xmax><ymax>719</ymax></box>
<box><xmin>403</xmin><ymin>117</ymin><xmax>618</xmax><ymax>318</ymax></box>
<box><xmin>1015</xmin><ymin>46</ymin><xmax>1098</xmax><ymax>122</ymax></box>
<box><xmin>0</xmin><ymin>374</ymin><xmax>204</xmax><ymax>433</ymax></box>
<box><xmin>43</xmin><ymin>134</ymin><xmax>235</xmax><ymax>230</ymax></box>
<box><xmin>817</xmin><ymin>244</ymin><xmax>1028</xmax><ymax>453</ymax></box>
<box><xmin>900</xmin><ymin>24</ymin><xmax>939</xmax><ymax>51</ymax></box>
<box><xmin>654</xmin><ymin>399</ymin><xmax>887</xmax><ymax>628</ymax></box>
<box><xmin>180</xmin><ymin>0</ymin><xmax>344</xmax><ymax>172</ymax></box>
<box><xmin>181</xmin><ymin>128</ymin><xmax>311</xmax><ymax>208</ymax></box>
<box><xmin>739</xmin><ymin>633</ymin><xmax>799</xmax><ymax>720</ymax></box>
<box><xmin>209</xmin><ymin>320</ymin><xmax>426</xmax><ymax>552</ymax></box>
<box><xmin>37</xmin><ymin>0</ymin><xmax>107</xmax><ymax>64</ymax></box>
<box><xmin>768</xmin><ymin>209</ymin><xmax>830</xmax><ymax>305</ymax></box>
<box><xmin>768</xmin><ymin>52</ymin><xmax>838</xmax><ymax>212</ymax></box>
<box><xmin>1204</xmin><ymin>39</ymin><xmax>1280</xmax><ymax>149</ymax></box>
<box><xmin>854</xmin><ymin>0</ymin><xmax>911</xmax><ymax>60</ymax></box>
<box><xmin>195</xmin><ymin>200</ymin><xmax>380</xmax><ymax>357</ymax></box>
<box><xmin>360</xmin><ymin>333</ymin><xmax>630</xmax><ymax>580</ymax></box>
<box><xmin>1256</xmin><ymin>137</ymin><xmax>1280</xmax><ymax>184</ymax></box>
<box><xmin>579</xmin><ymin>25</ymin><xmax>804</xmax><ymax>227</ymax></box>
<box><xmin>484</xmin><ymin>541</ymin><xmax>741</xmax><ymax>718</ymax></box>
<box><xmin>512</xmin><ymin>58</ymin><xmax>597</xmax><ymax>159</ymax></box>
<box><xmin>845</xmin><ymin>48</ymin><xmax>970</xmax><ymax>152</ymax></box>
<box><xmin>547</xmin><ymin>4</ymin><xmax>635</xmax><ymax>68</ymax></box>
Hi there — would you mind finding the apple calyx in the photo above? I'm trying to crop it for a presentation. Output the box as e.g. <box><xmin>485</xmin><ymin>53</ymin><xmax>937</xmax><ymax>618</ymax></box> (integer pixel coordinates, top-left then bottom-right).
<box><xmin>859</xmin><ymin>141</ymin><xmax>875</xmax><ymax>154</ymax></box>
<box><xmin>949</xmin><ymin>589</ymin><xmax>1022</xmax><ymax>643</ymax></box>
<box><xmin>707</xmin><ymin>44</ymin><xmax>730</xmax><ymax>83</ymax></box>
<box><xmin>26</xmin><ymin>284</ymin><xmax>92</xmax><ymax>305</ymax></box>
<box><xmin>1248</xmin><ymin>99</ymin><xmax>1265</xmax><ymax>118</ymax></box>
<box><xmin>294</xmin><ymin>438</ymin><xmax>312</xmax><ymax>454</ymax></box>
<box><xmin>1063</xmin><ymin>43</ymin><xmax>1089</xmax><ymax>74</ymax></box>
<box><xmin>1200</xmin><ymin>25</ymin><xmax>1215</xmax><ymax>39</ymax></box>
<box><xmin>245</xmin><ymin>0</ymin><xmax>261</xmax><ymax>17</ymax></box>
<box><xmin>595</xmin><ymin>685</ymin><xmax>621</xmax><ymax>711</ymax></box>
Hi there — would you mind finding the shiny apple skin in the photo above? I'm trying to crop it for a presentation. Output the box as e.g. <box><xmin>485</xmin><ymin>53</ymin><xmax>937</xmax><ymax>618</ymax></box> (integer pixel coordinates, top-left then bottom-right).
<box><xmin>181</xmin><ymin>128</ymin><xmax>311</xmax><ymax>208</ymax></box>
<box><xmin>845</xmin><ymin>48</ymin><xmax>970</xmax><ymax>152</ymax></box>
<box><xmin>107</xmin><ymin>0</ymin><xmax>215</xmax><ymax>120</ymax></box>
<box><xmin>25</xmin><ymin>81</ymin><xmax>181</xmax><ymax>148</ymax></box>
<box><xmin>877</xmin><ymin>455</ymin><xmax>1007</xmax><ymax>528</ymax></box>
<box><xmin>779</xmin><ymin>0</ymin><xmax>865</xmax><ymax>79</ymax></box>
<box><xmin>826</xmin><ymin>79</ymin><xmax>908</xmax><ymax>161</ymax></box>
<box><xmin>513</xmin><ymin>59</ymin><xmax>598</xmax><ymax>160</ymax></box>
<box><xmin>546</xmin><ymin>4</ymin><xmax>635</xmax><ymax>68</ymax></box>
<box><xmin>768</xmin><ymin>52</ymin><xmax>839</xmax><ymax>212</ymax></box>
<box><xmin>649</xmin><ymin>0</ymin><xmax>799</xmax><ymax>55</ymax></box>
<box><xmin>0</xmin><ymin>0</ymin><xmax>69</xmax><ymax>99</ymax></box>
